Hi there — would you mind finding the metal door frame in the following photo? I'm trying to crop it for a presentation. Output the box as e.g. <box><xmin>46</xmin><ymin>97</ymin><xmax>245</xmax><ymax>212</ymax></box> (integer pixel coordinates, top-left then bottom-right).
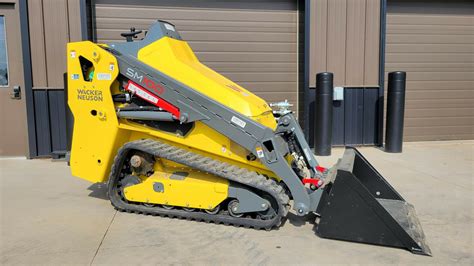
<box><xmin>0</xmin><ymin>0</ymin><xmax>31</xmax><ymax>156</ymax></box>
<box><xmin>19</xmin><ymin>0</ymin><xmax>89</xmax><ymax>158</ymax></box>
<box><xmin>19</xmin><ymin>0</ymin><xmax>35</xmax><ymax>158</ymax></box>
<box><xmin>302</xmin><ymin>0</ymin><xmax>387</xmax><ymax>147</ymax></box>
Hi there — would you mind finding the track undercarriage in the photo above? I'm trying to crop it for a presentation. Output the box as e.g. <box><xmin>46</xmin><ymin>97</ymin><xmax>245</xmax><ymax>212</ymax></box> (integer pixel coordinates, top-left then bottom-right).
<box><xmin>108</xmin><ymin>139</ymin><xmax>290</xmax><ymax>230</ymax></box>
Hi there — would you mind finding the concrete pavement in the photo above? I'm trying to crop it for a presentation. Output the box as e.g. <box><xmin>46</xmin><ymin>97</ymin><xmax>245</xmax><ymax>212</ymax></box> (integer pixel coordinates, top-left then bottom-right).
<box><xmin>1</xmin><ymin>141</ymin><xmax>473</xmax><ymax>265</ymax></box>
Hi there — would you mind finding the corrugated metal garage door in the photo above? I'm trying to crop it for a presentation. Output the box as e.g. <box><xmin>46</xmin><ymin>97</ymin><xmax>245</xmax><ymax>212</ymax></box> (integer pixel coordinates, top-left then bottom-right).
<box><xmin>92</xmin><ymin>0</ymin><xmax>300</xmax><ymax>113</ymax></box>
<box><xmin>386</xmin><ymin>0</ymin><xmax>474</xmax><ymax>141</ymax></box>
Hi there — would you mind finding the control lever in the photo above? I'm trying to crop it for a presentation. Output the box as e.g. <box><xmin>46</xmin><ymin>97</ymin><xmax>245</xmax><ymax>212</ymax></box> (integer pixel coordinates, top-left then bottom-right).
<box><xmin>120</xmin><ymin>27</ymin><xmax>143</xmax><ymax>42</ymax></box>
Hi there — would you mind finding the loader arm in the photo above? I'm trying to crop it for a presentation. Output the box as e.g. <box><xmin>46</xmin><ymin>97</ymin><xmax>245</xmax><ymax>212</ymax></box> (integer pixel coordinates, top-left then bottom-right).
<box><xmin>111</xmin><ymin>50</ymin><xmax>320</xmax><ymax>215</ymax></box>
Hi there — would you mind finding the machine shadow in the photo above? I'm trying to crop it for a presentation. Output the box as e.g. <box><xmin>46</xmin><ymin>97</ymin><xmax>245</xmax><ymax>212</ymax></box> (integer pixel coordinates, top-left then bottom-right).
<box><xmin>286</xmin><ymin>212</ymin><xmax>317</xmax><ymax>227</ymax></box>
<box><xmin>87</xmin><ymin>182</ymin><xmax>108</xmax><ymax>200</ymax></box>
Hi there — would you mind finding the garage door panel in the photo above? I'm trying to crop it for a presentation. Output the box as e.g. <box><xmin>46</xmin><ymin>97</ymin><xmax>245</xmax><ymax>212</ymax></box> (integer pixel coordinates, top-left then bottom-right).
<box><xmin>402</xmin><ymin>81</ymin><xmax>474</xmax><ymax>91</ymax></box>
<box><xmin>406</xmin><ymin>90</ymin><xmax>473</xmax><ymax>100</ymax></box>
<box><xmin>387</xmin><ymin>44</ymin><xmax>473</xmax><ymax>53</ymax></box>
<box><xmin>95</xmin><ymin>6</ymin><xmax>296</xmax><ymax>22</ymax></box>
<box><xmin>94</xmin><ymin>0</ymin><xmax>299</xmax><ymax>113</ymax></box>
<box><xmin>386</xmin><ymin>0</ymin><xmax>474</xmax><ymax>141</ymax></box>
<box><xmin>187</xmin><ymin>42</ymin><xmax>296</xmax><ymax>53</ymax></box>
<box><xmin>238</xmin><ymin>82</ymin><xmax>297</xmax><ymax>92</ymax></box>
<box><xmin>405</xmin><ymin>117</ymin><xmax>473</xmax><ymax>127</ymax></box>
<box><xmin>406</xmin><ymin>135</ymin><xmax>474</xmax><ymax>142</ymax></box>
<box><xmin>95</xmin><ymin>39</ymin><xmax>298</xmax><ymax>54</ymax></box>
<box><xmin>181</xmin><ymin>31</ymin><xmax>297</xmax><ymax>43</ymax></box>
<box><xmin>400</xmin><ymin>72</ymin><xmax>474</xmax><ymax>81</ymax></box>
<box><xmin>387</xmin><ymin>24</ymin><xmax>474</xmax><ymax>35</ymax></box>
<box><xmin>386</xmin><ymin>34</ymin><xmax>474</xmax><ymax>44</ymax></box>
<box><xmin>96</xmin><ymin>19</ymin><xmax>296</xmax><ymax>32</ymax></box>
<box><xmin>405</xmin><ymin>127</ymin><xmax>473</xmax><ymax>141</ymax></box>
<box><xmin>405</xmin><ymin>125</ymin><xmax>473</xmax><ymax>135</ymax></box>
<box><xmin>386</xmin><ymin>64</ymin><xmax>474</xmax><ymax>73</ymax></box>
<box><xmin>168</xmin><ymin>19</ymin><xmax>296</xmax><ymax>29</ymax></box>
<box><xmin>405</xmin><ymin>98</ymin><xmax>474</xmax><ymax>109</ymax></box>
<box><xmin>205</xmin><ymin>62</ymin><xmax>297</xmax><ymax>72</ymax></box>
<box><xmin>194</xmin><ymin>52</ymin><xmax>296</xmax><ymax>63</ymax></box>
<box><xmin>405</xmin><ymin>108</ymin><xmax>473</xmax><ymax>118</ymax></box>
<box><xmin>96</xmin><ymin>29</ymin><xmax>296</xmax><ymax>43</ymax></box>
<box><xmin>95</xmin><ymin>0</ymin><xmax>296</xmax><ymax>11</ymax></box>
<box><xmin>254</xmin><ymin>92</ymin><xmax>296</xmax><ymax>103</ymax></box>
<box><xmin>386</xmin><ymin>52</ymin><xmax>473</xmax><ymax>63</ymax></box>
<box><xmin>218</xmin><ymin>72</ymin><xmax>296</xmax><ymax>83</ymax></box>
<box><xmin>387</xmin><ymin>14</ymin><xmax>473</xmax><ymax>26</ymax></box>
<box><xmin>170</xmin><ymin>24</ymin><xmax>296</xmax><ymax>33</ymax></box>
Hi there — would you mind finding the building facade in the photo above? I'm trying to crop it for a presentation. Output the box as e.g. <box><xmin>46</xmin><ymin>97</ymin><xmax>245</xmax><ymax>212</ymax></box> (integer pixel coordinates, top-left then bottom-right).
<box><xmin>0</xmin><ymin>0</ymin><xmax>472</xmax><ymax>157</ymax></box>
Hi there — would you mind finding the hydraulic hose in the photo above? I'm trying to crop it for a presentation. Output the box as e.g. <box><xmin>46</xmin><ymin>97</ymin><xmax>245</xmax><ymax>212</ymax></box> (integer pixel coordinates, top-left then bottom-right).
<box><xmin>117</xmin><ymin>110</ymin><xmax>175</xmax><ymax>121</ymax></box>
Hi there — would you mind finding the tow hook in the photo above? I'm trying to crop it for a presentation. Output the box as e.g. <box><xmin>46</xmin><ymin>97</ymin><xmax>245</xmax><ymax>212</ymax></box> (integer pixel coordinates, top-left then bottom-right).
<box><xmin>302</xmin><ymin>178</ymin><xmax>322</xmax><ymax>190</ymax></box>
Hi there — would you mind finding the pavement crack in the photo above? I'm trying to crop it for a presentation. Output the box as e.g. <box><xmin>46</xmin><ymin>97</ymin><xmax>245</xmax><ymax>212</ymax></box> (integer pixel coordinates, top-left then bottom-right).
<box><xmin>90</xmin><ymin>210</ymin><xmax>117</xmax><ymax>265</ymax></box>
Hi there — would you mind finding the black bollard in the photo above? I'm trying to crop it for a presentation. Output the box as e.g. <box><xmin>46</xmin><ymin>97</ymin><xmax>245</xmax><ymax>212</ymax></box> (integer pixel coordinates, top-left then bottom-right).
<box><xmin>314</xmin><ymin>72</ymin><xmax>333</xmax><ymax>156</ymax></box>
<box><xmin>385</xmin><ymin>71</ymin><xmax>406</xmax><ymax>153</ymax></box>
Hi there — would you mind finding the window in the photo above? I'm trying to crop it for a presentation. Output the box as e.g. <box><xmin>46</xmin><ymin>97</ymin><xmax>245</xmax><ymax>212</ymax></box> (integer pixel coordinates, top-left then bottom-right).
<box><xmin>79</xmin><ymin>56</ymin><xmax>94</xmax><ymax>82</ymax></box>
<box><xmin>0</xmin><ymin>16</ymin><xmax>8</xmax><ymax>86</ymax></box>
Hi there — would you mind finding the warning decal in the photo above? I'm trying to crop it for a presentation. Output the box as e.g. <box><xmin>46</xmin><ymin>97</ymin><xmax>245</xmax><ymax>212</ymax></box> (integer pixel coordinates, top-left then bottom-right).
<box><xmin>126</xmin><ymin>81</ymin><xmax>159</xmax><ymax>104</ymax></box>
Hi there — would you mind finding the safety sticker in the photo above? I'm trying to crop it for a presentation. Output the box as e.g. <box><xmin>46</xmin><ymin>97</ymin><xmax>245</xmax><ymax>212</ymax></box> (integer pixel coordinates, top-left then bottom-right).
<box><xmin>164</xmin><ymin>23</ymin><xmax>175</xmax><ymax>32</ymax></box>
<box><xmin>109</xmin><ymin>63</ymin><xmax>115</xmax><ymax>71</ymax></box>
<box><xmin>97</xmin><ymin>73</ymin><xmax>112</xmax><ymax>80</ymax></box>
<box><xmin>256</xmin><ymin>147</ymin><xmax>265</xmax><ymax>158</ymax></box>
<box><xmin>71</xmin><ymin>74</ymin><xmax>79</xmax><ymax>80</ymax></box>
<box><xmin>231</xmin><ymin>116</ymin><xmax>246</xmax><ymax>128</ymax></box>
<box><xmin>126</xmin><ymin>82</ymin><xmax>159</xmax><ymax>104</ymax></box>
<box><xmin>70</xmin><ymin>51</ymin><xmax>76</xmax><ymax>58</ymax></box>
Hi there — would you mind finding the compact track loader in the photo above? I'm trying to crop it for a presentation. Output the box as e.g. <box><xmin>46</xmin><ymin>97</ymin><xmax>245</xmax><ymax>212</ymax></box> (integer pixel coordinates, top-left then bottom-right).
<box><xmin>67</xmin><ymin>21</ymin><xmax>430</xmax><ymax>255</ymax></box>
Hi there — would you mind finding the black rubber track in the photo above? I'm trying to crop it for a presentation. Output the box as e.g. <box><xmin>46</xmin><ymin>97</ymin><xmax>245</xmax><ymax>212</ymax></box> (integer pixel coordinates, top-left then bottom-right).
<box><xmin>107</xmin><ymin>139</ymin><xmax>290</xmax><ymax>230</ymax></box>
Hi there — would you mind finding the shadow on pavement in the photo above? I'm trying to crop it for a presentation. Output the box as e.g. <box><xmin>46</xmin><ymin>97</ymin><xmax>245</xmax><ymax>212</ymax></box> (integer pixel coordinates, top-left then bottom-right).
<box><xmin>87</xmin><ymin>182</ymin><xmax>108</xmax><ymax>200</ymax></box>
<box><xmin>287</xmin><ymin>212</ymin><xmax>316</xmax><ymax>227</ymax></box>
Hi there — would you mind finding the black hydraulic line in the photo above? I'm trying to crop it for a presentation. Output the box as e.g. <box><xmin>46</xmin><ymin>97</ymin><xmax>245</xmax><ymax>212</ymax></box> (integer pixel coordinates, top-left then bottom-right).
<box><xmin>314</xmin><ymin>72</ymin><xmax>333</xmax><ymax>156</ymax></box>
<box><xmin>112</xmin><ymin>94</ymin><xmax>129</xmax><ymax>103</ymax></box>
<box><xmin>117</xmin><ymin>106</ymin><xmax>161</xmax><ymax>112</ymax></box>
<box><xmin>385</xmin><ymin>71</ymin><xmax>406</xmax><ymax>153</ymax></box>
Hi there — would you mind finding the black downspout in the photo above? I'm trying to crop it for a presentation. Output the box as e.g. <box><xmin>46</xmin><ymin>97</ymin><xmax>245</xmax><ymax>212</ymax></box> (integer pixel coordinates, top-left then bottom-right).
<box><xmin>303</xmin><ymin>0</ymin><xmax>311</xmax><ymax>143</ymax></box>
<box><xmin>79</xmin><ymin>0</ymin><xmax>89</xmax><ymax>40</ymax></box>
<box><xmin>377</xmin><ymin>0</ymin><xmax>387</xmax><ymax>146</ymax></box>
<box><xmin>19</xmin><ymin>0</ymin><xmax>37</xmax><ymax>158</ymax></box>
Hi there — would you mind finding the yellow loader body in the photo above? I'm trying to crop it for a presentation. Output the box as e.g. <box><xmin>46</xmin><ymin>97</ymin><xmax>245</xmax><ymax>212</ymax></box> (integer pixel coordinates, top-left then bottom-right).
<box><xmin>67</xmin><ymin>33</ymin><xmax>278</xmax><ymax>209</ymax></box>
<box><xmin>68</xmin><ymin>39</ymin><xmax>276</xmax><ymax>184</ymax></box>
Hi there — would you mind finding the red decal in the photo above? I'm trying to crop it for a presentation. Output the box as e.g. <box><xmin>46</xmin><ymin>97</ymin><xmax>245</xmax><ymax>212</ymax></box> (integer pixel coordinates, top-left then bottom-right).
<box><xmin>156</xmin><ymin>97</ymin><xmax>180</xmax><ymax>118</ymax></box>
<box><xmin>302</xmin><ymin>178</ymin><xmax>321</xmax><ymax>188</ymax></box>
<box><xmin>316</xmin><ymin>166</ymin><xmax>327</xmax><ymax>173</ymax></box>
<box><xmin>126</xmin><ymin>80</ymin><xmax>180</xmax><ymax>118</ymax></box>
<box><xmin>126</xmin><ymin>81</ymin><xmax>159</xmax><ymax>105</ymax></box>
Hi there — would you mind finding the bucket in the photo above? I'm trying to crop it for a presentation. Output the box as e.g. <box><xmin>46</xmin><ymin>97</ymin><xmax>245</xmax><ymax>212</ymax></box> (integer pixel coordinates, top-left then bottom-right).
<box><xmin>315</xmin><ymin>147</ymin><xmax>431</xmax><ymax>255</ymax></box>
